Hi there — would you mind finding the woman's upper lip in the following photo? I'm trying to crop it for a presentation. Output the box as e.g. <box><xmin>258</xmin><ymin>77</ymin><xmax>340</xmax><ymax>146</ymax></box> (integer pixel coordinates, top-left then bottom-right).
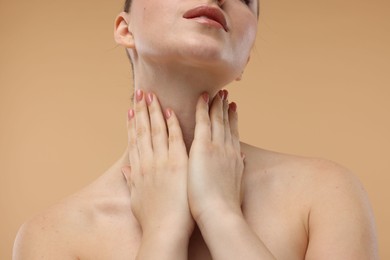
<box><xmin>183</xmin><ymin>5</ymin><xmax>228</xmax><ymax>32</ymax></box>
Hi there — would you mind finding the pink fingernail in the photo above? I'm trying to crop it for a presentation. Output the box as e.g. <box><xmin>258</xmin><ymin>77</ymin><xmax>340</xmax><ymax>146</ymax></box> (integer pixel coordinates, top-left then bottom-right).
<box><xmin>223</xmin><ymin>90</ymin><xmax>229</xmax><ymax>100</ymax></box>
<box><xmin>202</xmin><ymin>92</ymin><xmax>209</xmax><ymax>103</ymax></box>
<box><xmin>136</xmin><ymin>89</ymin><xmax>143</xmax><ymax>103</ymax></box>
<box><xmin>128</xmin><ymin>109</ymin><xmax>134</xmax><ymax>120</ymax></box>
<box><xmin>146</xmin><ymin>92</ymin><xmax>153</xmax><ymax>106</ymax></box>
<box><xmin>165</xmin><ymin>108</ymin><xmax>172</xmax><ymax>119</ymax></box>
<box><xmin>218</xmin><ymin>90</ymin><xmax>224</xmax><ymax>99</ymax></box>
<box><xmin>229</xmin><ymin>102</ymin><xmax>237</xmax><ymax>112</ymax></box>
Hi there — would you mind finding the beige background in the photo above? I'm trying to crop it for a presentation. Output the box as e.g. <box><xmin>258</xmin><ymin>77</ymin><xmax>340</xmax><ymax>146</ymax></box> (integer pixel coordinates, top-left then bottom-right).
<box><xmin>1</xmin><ymin>0</ymin><xmax>389</xmax><ymax>259</ymax></box>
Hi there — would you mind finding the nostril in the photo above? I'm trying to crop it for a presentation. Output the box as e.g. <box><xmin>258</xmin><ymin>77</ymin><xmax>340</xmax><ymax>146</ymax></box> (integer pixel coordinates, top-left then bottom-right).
<box><xmin>216</xmin><ymin>0</ymin><xmax>226</xmax><ymax>7</ymax></box>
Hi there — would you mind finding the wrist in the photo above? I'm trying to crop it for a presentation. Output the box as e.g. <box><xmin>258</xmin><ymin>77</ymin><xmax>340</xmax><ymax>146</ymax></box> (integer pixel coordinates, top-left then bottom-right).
<box><xmin>137</xmin><ymin>224</ymin><xmax>192</xmax><ymax>259</ymax></box>
<box><xmin>141</xmin><ymin>226</ymin><xmax>192</xmax><ymax>254</ymax></box>
<box><xmin>192</xmin><ymin>207</ymin><xmax>276</xmax><ymax>260</ymax></box>
<box><xmin>142</xmin><ymin>218</ymin><xmax>194</xmax><ymax>241</ymax></box>
<box><xmin>195</xmin><ymin>204</ymin><xmax>244</xmax><ymax>232</ymax></box>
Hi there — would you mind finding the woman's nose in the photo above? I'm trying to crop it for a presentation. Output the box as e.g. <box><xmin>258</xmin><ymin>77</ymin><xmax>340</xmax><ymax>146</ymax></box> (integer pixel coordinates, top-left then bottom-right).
<box><xmin>216</xmin><ymin>0</ymin><xmax>226</xmax><ymax>7</ymax></box>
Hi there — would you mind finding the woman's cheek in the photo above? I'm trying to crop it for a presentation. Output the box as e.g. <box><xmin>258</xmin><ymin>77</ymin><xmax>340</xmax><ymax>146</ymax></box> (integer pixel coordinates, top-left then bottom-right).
<box><xmin>233</xmin><ymin>17</ymin><xmax>257</xmax><ymax>61</ymax></box>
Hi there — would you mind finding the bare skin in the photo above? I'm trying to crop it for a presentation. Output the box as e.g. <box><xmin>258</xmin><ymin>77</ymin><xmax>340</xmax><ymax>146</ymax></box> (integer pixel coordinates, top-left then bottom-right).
<box><xmin>13</xmin><ymin>91</ymin><xmax>378</xmax><ymax>260</ymax></box>
<box><xmin>13</xmin><ymin>127</ymin><xmax>378</xmax><ymax>259</ymax></box>
<box><xmin>13</xmin><ymin>0</ymin><xmax>378</xmax><ymax>259</ymax></box>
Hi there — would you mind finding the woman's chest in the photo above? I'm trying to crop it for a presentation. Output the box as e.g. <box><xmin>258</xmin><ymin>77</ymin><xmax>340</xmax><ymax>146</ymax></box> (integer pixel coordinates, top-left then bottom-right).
<box><xmin>84</xmin><ymin>203</ymin><xmax>307</xmax><ymax>260</ymax></box>
<box><xmin>81</xmin><ymin>172</ymin><xmax>309</xmax><ymax>260</ymax></box>
<box><xmin>187</xmin><ymin>208</ymin><xmax>307</xmax><ymax>260</ymax></box>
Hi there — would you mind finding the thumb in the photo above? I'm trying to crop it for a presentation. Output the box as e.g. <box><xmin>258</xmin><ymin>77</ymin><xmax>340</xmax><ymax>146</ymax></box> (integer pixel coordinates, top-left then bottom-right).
<box><xmin>121</xmin><ymin>166</ymin><xmax>132</xmax><ymax>191</ymax></box>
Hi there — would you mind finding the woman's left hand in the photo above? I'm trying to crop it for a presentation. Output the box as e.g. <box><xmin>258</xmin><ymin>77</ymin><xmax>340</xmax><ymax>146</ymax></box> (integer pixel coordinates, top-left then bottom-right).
<box><xmin>188</xmin><ymin>90</ymin><xmax>245</xmax><ymax>224</ymax></box>
<box><xmin>122</xmin><ymin>90</ymin><xmax>194</xmax><ymax>239</ymax></box>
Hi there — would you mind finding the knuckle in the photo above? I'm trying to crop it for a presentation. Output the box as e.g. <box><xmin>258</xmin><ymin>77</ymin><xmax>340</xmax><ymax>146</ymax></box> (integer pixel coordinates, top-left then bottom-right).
<box><xmin>139</xmin><ymin>163</ymin><xmax>154</xmax><ymax>175</ymax></box>
<box><xmin>226</xmin><ymin>146</ymin><xmax>236</xmax><ymax>157</ymax></box>
<box><xmin>168</xmin><ymin>161</ymin><xmax>186</xmax><ymax>173</ymax></box>
<box><xmin>156</xmin><ymin>158</ymin><xmax>167</xmax><ymax>169</ymax></box>
<box><xmin>197</xmin><ymin>113</ymin><xmax>210</xmax><ymax>124</ymax></box>
<box><xmin>129</xmin><ymin>137</ymin><xmax>137</xmax><ymax>147</ymax></box>
<box><xmin>168</xmin><ymin>162</ymin><xmax>179</xmax><ymax>172</ymax></box>
<box><xmin>167</xmin><ymin>118</ymin><xmax>176</xmax><ymax>129</ymax></box>
<box><xmin>215</xmin><ymin>114</ymin><xmax>224</xmax><ymax>125</ymax></box>
<box><xmin>151</xmin><ymin>125</ymin><xmax>163</xmax><ymax>138</ymax></box>
<box><xmin>231</xmin><ymin>129</ymin><xmax>239</xmax><ymax>139</ymax></box>
<box><xmin>224</xmin><ymin>117</ymin><xmax>229</xmax><ymax>127</ymax></box>
<box><xmin>135</xmin><ymin>103</ymin><xmax>145</xmax><ymax>113</ymax></box>
<box><xmin>169</xmin><ymin>132</ymin><xmax>179</xmax><ymax>143</ymax></box>
<box><xmin>136</xmin><ymin>125</ymin><xmax>147</xmax><ymax>138</ymax></box>
<box><xmin>223</xmin><ymin>145</ymin><xmax>239</xmax><ymax>159</ymax></box>
<box><xmin>148</xmin><ymin>103</ymin><xmax>158</xmax><ymax>114</ymax></box>
<box><xmin>168</xmin><ymin>126</ymin><xmax>183</xmax><ymax>143</ymax></box>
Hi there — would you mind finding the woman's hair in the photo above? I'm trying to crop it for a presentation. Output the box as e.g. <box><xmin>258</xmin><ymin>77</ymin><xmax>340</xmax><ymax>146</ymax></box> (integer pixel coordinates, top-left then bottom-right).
<box><xmin>122</xmin><ymin>0</ymin><xmax>134</xmax><ymax>77</ymax></box>
<box><xmin>124</xmin><ymin>0</ymin><xmax>132</xmax><ymax>12</ymax></box>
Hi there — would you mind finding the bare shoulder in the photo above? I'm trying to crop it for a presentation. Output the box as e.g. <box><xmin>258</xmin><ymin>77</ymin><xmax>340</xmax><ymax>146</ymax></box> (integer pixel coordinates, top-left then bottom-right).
<box><xmin>241</xmin><ymin>142</ymin><xmax>379</xmax><ymax>259</ymax></box>
<box><xmin>241</xmin><ymin>142</ymin><xmax>370</xmax><ymax>193</ymax></box>
<box><xmin>13</xmin><ymin>168</ymin><xmax>139</xmax><ymax>260</ymax></box>
<box><xmin>13</xmin><ymin>191</ymin><xmax>92</xmax><ymax>259</ymax></box>
<box><xmin>242</xmin><ymin>141</ymin><xmax>352</xmax><ymax>173</ymax></box>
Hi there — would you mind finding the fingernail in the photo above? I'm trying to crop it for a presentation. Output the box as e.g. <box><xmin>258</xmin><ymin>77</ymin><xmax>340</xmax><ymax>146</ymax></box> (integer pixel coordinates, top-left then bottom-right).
<box><xmin>128</xmin><ymin>109</ymin><xmax>134</xmax><ymax>120</ymax></box>
<box><xmin>218</xmin><ymin>90</ymin><xmax>224</xmax><ymax>99</ymax></box>
<box><xmin>121</xmin><ymin>167</ymin><xmax>128</xmax><ymax>182</ymax></box>
<box><xmin>165</xmin><ymin>108</ymin><xmax>172</xmax><ymax>119</ymax></box>
<box><xmin>202</xmin><ymin>92</ymin><xmax>209</xmax><ymax>103</ymax></box>
<box><xmin>229</xmin><ymin>102</ymin><xmax>237</xmax><ymax>112</ymax></box>
<box><xmin>146</xmin><ymin>92</ymin><xmax>153</xmax><ymax>106</ymax></box>
<box><xmin>136</xmin><ymin>89</ymin><xmax>143</xmax><ymax>103</ymax></box>
<box><xmin>223</xmin><ymin>90</ymin><xmax>229</xmax><ymax>100</ymax></box>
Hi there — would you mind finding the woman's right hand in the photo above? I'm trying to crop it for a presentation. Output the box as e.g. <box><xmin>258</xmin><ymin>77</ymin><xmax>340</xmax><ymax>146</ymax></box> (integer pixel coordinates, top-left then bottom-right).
<box><xmin>122</xmin><ymin>89</ymin><xmax>194</xmax><ymax>239</ymax></box>
<box><xmin>188</xmin><ymin>90</ymin><xmax>245</xmax><ymax>223</ymax></box>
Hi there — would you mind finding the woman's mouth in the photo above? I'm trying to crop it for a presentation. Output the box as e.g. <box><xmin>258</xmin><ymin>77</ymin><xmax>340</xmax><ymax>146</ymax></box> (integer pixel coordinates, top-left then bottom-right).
<box><xmin>183</xmin><ymin>5</ymin><xmax>229</xmax><ymax>32</ymax></box>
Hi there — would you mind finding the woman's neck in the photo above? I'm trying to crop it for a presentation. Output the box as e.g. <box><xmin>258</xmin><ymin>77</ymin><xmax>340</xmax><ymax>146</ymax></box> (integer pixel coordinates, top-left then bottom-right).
<box><xmin>132</xmin><ymin>61</ymin><xmax>224</xmax><ymax>152</ymax></box>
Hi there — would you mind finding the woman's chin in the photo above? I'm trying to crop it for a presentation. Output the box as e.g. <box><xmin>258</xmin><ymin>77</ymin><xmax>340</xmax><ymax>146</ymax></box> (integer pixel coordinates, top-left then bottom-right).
<box><xmin>176</xmin><ymin>45</ymin><xmax>239</xmax><ymax>76</ymax></box>
<box><xmin>136</xmin><ymin>38</ymin><xmax>242</xmax><ymax>84</ymax></box>
<box><xmin>180</xmin><ymin>36</ymin><xmax>230</xmax><ymax>61</ymax></box>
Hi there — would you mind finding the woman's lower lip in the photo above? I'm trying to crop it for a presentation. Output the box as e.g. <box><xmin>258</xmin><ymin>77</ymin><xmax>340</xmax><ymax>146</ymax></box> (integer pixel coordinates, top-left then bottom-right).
<box><xmin>188</xmin><ymin>16</ymin><xmax>225</xmax><ymax>31</ymax></box>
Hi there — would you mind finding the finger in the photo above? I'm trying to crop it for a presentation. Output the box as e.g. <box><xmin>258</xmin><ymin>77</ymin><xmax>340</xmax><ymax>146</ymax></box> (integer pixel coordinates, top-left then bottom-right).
<box><xmin>228</xmin><ymin>102</ymin><xmax>241</xmax><ymax>151</ymax></box>
<box><xmin>194</xmin><ymin>92</ymin><xmax>211</xmax><ymax>142</ymax></box>
<box><xmin>222</xmin><ymin>90</ymin><xmax>231</xmax><ymax>143</ymax></box>
<box><xmin>127</xmin><ymin>108</ymin><xmax>140</xmax><ymax>179</ymax></box>
<box><xmin>134</xmin><ymin>89</ymin><xmax>153</xmax><ymax>159</ymax></box>
<box><xmin>210</xmin><ymin>90</ymin><xmax>225</xmax><ymax>144</ymax></box>
<box><xmin>146</xmin><ymin>92</ymin><xmax>168</xmax><ymax>159</ymax></box>
<box><xmin>165</xmin><ymin>108</ymin><xmax>187</xmax><ymax>159</ymax></box>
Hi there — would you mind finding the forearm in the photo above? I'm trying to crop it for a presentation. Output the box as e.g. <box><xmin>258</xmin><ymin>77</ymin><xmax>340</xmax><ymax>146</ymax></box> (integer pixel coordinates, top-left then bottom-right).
<box><xmin>136</xmin><ymin>228</ymin><xmax>190</xmax><ymax>260</ymax></box>
<box><xmin>196</xmin><ymin>209</ymin><xmax>276</xmax><ymax>260</ymax></box>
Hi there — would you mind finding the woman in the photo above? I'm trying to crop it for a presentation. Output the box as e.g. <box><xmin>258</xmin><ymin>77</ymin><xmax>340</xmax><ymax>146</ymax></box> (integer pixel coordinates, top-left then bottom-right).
<box><xmin>13</xmin><ymin>0</ymin><xmax>378</xmax><ymax>259</ymax></box>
